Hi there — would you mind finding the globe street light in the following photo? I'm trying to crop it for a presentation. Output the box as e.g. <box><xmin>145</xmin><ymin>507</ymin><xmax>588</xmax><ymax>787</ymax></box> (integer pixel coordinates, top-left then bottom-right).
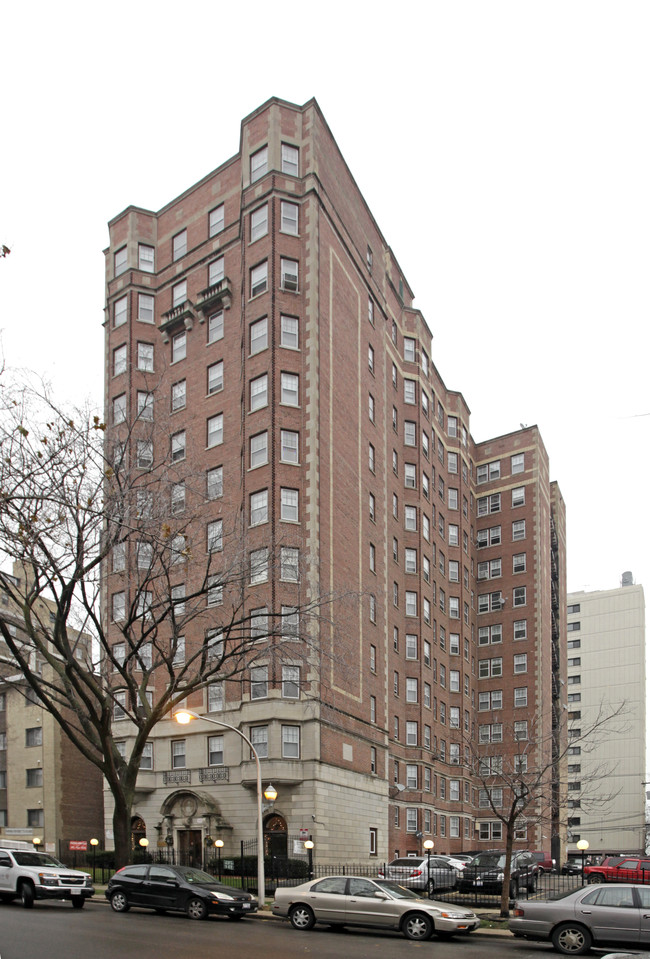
<box><xmin>577</xmin><ymin>839</ymin><xmax>589</xmax><ymax>883</ymax></box>
<box><xmin>175</xmin><ymin>709</ymin><xmax>266</xmax><ymax>906</ymax></box>
<box><xmin>214</xmin><ymin>838</ymin><xmax>224</xmax><ymax>879</ymax></box>
<box><xmin>423</xmin><ymin>840</ymin><xmax>434</xmax><ymax>898</ymax></box>
<box><xmin>90</xmin><ymin>837</ymin><xmax>99</xmax><ymax>880</ymax></box>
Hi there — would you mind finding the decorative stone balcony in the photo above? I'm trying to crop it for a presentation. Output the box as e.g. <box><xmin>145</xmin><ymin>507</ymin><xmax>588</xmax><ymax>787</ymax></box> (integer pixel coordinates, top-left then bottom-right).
<box><xmin>194</xmin><ymin>277</ymin><xmax>232</xmax><ymax>316</ymax></box>
<box><xmin>160</xmin><ymin>300</ymin><xmax>195</xmax><ymax>340</ymax></box>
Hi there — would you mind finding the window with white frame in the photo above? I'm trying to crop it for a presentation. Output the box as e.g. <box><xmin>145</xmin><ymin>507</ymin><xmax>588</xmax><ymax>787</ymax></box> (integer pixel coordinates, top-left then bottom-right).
<box><xmin>281</xmin><ymin>488</ymin><xmax>299</xmax><ymax>522</ymax></box>
<box><xmin>208</xmin><ymin>310</ymin><xmax>224</xmax><ymax>343</ymax></box>
<box><xmin>172</xmin><ymin>636</ymin><xmax>185</xmax><ymax>666</ymax></box>
<box><xmin>250</xmin><ymin>146</ymin><xmax>268</xmax><ymax>182</ymax></box>
<box><xmin>250</xmin><ymin>489</ymin><xmax>268</xmax><ymax>526</ymax></box>
<box><xmin>207</xmin><ymin>466</ymin><xmax>223</xmax><ymax>500</ymax></box>
<box><xmin>138</xmin><ymin>244</ymin><xmax>154</xmax><ymax>272</ymax></box>
<box><xmin>406</xmin><ymin>678</ymin><xmax>418</xmax><ymax>703</ymax></box>
<box><xmin>511</xmin><ymin>453</ymin><xmax>524</xmax><ymax>474</ymax></box>
<box><xmin>173</xmin><ymin>230</ymin><xmax>187</xmax><ymax>261</ymax></box>
<box><xmin>113</xmin><ymin>344</ymin><xmax>128</xmax><ymax>376</ymax></box>
<box><xmin>250</xmin><ymin>548</ymin><xmax>269</xmax><ymax>584</ymax></box>
<box><xmin>250</xmin><ymin>316</ymin><xmax>268</xmax><ymax>354</ymax></box>
<box><xmin>513</xmin><ymin>586</ymin><xmax>526</xmax><ymax>606</ymax></box>
<box><xmin>209</xmin><ymin>256</ymin><xmax>225</xmax><ymax>286</ymax></box>
<box><xmin>250</xmin><ymin>666</ymin><xmax>268</xmax><ymax>699</ymax></box>
<box><xmin>114</xmin><ymin>295</ymin><xmax>127</xmax><ymax>328</ymax></box>
<box><xmin>114</xmin><ymin>246</ymin><xmax>127</xmax><ymax>276</ymax></box>
<box><xmin>403</xmin><ymin>337</ymin><xmax>416</xmax><ymax>362</ymax></box>
<box><xmin>280</xmin><ymin>547</ymin><xmax>299</xmax><ymax>582</ymax></box>
<box><xmin>406</xmin><ymin>721</ymin><xmax>418</xmax><ymax>746</ymax></box>
<box><xmin>251</xmin><ymin>262</ymin><xmax>268</xmax><ymax>298</ymax></box>
<box><xmin>282</xmin><ymin>725</ymin><xmax>300</xmax><ymax>758</ymax></box>
<box><xmin>281</xmin><ymin>201</ymin><xmax>299</xmax><ymax>235</ymax></box>
<box><xmin>512</xmin><ymin>486</ymin><xmax>525</xmax><ymax>507</ymax></box>
<box><xmin>406</xmin><ymin>808</ymin><xmax>418</xmax><ymax>833</ymax></box>
<box><xmin>513</xmin><ymin>552</ymin><xmax>526</xmax><ymax>573</ymax></box>
<box><xmin>208</xmin><ymin>735</ymin><xmax>224</xmax><ymax>766</ymax></box>
<box><xmin>250</xmin><ymin>431</ymin><xmax>268</xmax><ymax>468</ymax></box>
<box><xmin>137</xmin><ymin>440</ymin><xmax>153</xmax><ymax>469</ymax></box>
<box><xmin>282</xmin><ymin>665</ymin><xmax>300</xmax><ymax>698</ymax></box>
<box><xmin>207</xmin><ymin>520</ymin><xmax>223</xmax><ymax>553</ymax></box>
<box><xmin>281</xmin><ymin>372</ymin><xmax>299</xmax><ymax>405</ymax></box>
<box><xmin>281</xmin><ymin>143</ymin><xmax>299</xmax><ymax>176</ymax></box>
<box><xmin>514</xmin><ymin>653</ymin><xmax>527</xmax><ymax>673</ymax></box>
<box><xmin>251</xmin><ymin>726</ymin><xmax>268</xmax><ymax>758</ymax></box>
<box><xmin>209</xmin><ymin>203</ymin><xmax>224</xmax><ymax>237</ymax></box>
<box><xmin>514</xmin><ymin>619</ymin><xmax>527</xmax><ymax>640</ymax></box>
<box><xmin>404</xmin><ymin>379</ymin><xmax>416</xmax><ymax>404</ymax></box>
<box><xmin>405</xmin><ymin>591</ymin><xmax>417</xmax><ymax>616</ymax></box>
<box><xmin>514</xmin><ymin>686</ymin><xmax>528</xmax><ymax>707</ymax></box>
<box><xmin>281</xmin><ymin>314</ymin><xmax>299</xmax><ymax>349</ymax></box>
<box><xmin>250</xmin><ymin>373</ymin><xmax>268</xmax><ymax>411</ymax></box>
<box><xmin>512</xmin><ymin>519</ymin><xmax>526</xmax><ymax>541</ymax></box>
<box><xmin>208</xmin><ymin>682</ymin><xmax>224</xmax><ymax>712</ymax></box>
<box><xmin>172</xmin><ymin>331</ymin><xmax>186</xmax><ymax>362</ymax></box>
<box><xmin>281</xmin><ymin>257</ymin><xmax>299</xmax><ymax>291</ymax></box>
<box><xmin>251</xmin><ymin>204</ymin><xmax>268</xmax><ymax>242</ymax></box>
<box><xmin>207</xmin><ymin>414</ymin><xmax>223</xmax><ymax>448</ymax></box>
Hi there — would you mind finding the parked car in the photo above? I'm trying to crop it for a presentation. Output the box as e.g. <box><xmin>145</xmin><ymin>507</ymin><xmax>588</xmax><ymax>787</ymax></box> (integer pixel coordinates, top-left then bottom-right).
<box><xmin>531</xmin><ymin>851</ymin><xmax>555</xmax><ymax>873</ymax></box>
<box><xmin>272</xmin><ymin>875</ymin><xmax>480</xmax><ymax>941</ymax></box>
<box><xmin>0</xmin><ymin>846</ymin><xmax>94</xmax><ymax>908</ymax></box>
<box><xmin>457</xmin><ymin>850</ymin><xmax>539</xmax><ymax>896</ymax></box>
<box><xmin>378</xmin><ymin>856</ymin><xmax>457</xmax><ymax>892</ymax></box>
<box><xmin>509</xmin><ymin>883</ymin><xmax>650</xmax><ymax>955</ymax></box>
<box><xmin>561</xmin><ymin>859</ymin><xmax>584</xmax><ymax>876</ymax></box>
<box><xmin>438</xmin><ymin>855</ymin><xmax>468</xmax><ymax>874</ymax></box>
<box><xmin>584</xmin><ymin>856</ymin><xmax>650</xmax><ymax>885</ymax></box>
<box><xmin>452</xmin><ymin>854</ymin><xmax>475</xmax><ymax>864</ymax></box>
<box><xmin>106</xmin><ymin>864</ymin><xmax>257</xmax><ymax>920</ymax></box>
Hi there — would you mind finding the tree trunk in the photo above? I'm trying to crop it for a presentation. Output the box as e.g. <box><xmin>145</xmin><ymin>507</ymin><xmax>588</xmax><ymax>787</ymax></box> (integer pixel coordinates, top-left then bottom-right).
<box><xmin>110</xmin><ymin>779</ymin><xmax>136</xmax><ymax>869</ymax></box>
<box><xmin>499</xmin><ymin>819</ymin><xmax>516</xmax><ymax>917</ymax></box>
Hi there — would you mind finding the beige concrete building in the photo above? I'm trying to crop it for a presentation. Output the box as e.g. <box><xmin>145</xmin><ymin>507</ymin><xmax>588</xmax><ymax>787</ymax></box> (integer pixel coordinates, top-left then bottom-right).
<box><xmin>0</xmin><ymin>566</ymin><xmax>104</xmax><ymax>857</ymax></box>
<box><xmin>566</xmin><ymin>577</ymin><xmax>646</xmax><ymax>856</ymax></box>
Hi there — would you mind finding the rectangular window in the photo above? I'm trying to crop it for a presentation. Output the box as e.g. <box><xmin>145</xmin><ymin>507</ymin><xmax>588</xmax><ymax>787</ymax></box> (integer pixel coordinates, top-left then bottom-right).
<box><xmin>114</xmin><ymin>246</ymin><xmax>127</xmax><ymax>276</ymax></box>
<box><xmin>281</xmin><ymin>257</ymin><xmax>299</xmax><ymax>291</ymax></box>
<box><xmin>281</xmin><ymin>488</ymin><xmax>299</xmax><ymax>522</ymax></box>
<box><xmin>282</xmin><ymin>666</ymin><xmax>300</xmax><ymax>699</ymax></box>
<box><xmin>281</xmin><ymin>372</ymin><xmax>299</xmax><ymax>405</ymax></box>
<box><xmin>251</xmin><ymin>204</ymin><xmax>268</xmax><ymax>242</ymax></box>
<box><xmin>250</xmin><ymin>548</ymin><xmax>269</xmax><ymax>584</ymax></box>
<box><xmin>138</xmin><ymin>244</ymin><xmax>154</xmax><ymax>272</ymax></box>
<box><xmin>281</xmin><ymin>314</ymin><xmax>299</xmax><ymax>349</ymax></box>
<box><xmin>172</xmin><ymin>740</ymin><xmax>186</xmax><ymax>769</ymax></box>
<box><xmin>113</xmin><ymin>344</ymin><xmax>127</xmax><ymax>376</ymax></box>
<box><xmin>406</xmin><ymin>722</ymin><xmax>418</xmax><ymax>746</ymax></box>
<box><xmin>278</xmin><ymin>426</ymin><xmax>299</xmax><ymax>464</ymax></box>
<box><xmin>250</xmin><ymin>373</ymin><xmax>268</xmax><ymax>411</ymax></box>
<box><xmin>250</xmin><ymin>489</ymin><xmax>268</xmax><ymax>526</ymax></box>
<box><xmin>511</xmin><ymin>453</ymin><xmax>524</xmax><ymax>474</ymax></box>
<box><xmin>207</xmin><ymin>735</ymin><xmax>224</xmax><ymax>767</ymax></box>
<box><xmin>209</xmin><ymin>256</ymin><xmax>225</xmax><ymax>286</ymax></box>
<box><xmin>251</xmin><ymin>262</ymin><xmax>268</xmax><ymax>298</ymax></box>
<box><xmin>250</xmin><ymin>431</ymin><xmax>268</xmax><ymax>468</ymax></box>
<box><xmin>513</xmin><ymin>586</ymin><xmax>527</xmax><ymax>607</ymax></box>
<box><xmin>250</xmin><ymin>666</ymin><xmax>268</xmax><ymax>699</ymax></box>
<box><xmin>173</xmin><ymin>230</ymin><xmax>187</xmax><ymax>261</ymax></box>
<box><xmin>172</xmin><ymin>331</ymin><xmax>186</xmax><ymax>362</ymax></box>
<box><xmin>208</xmin><ymin>310</ymin><xmax>224</xmax><ymax>343</ymax></box>
<box><xmin>403</xmin><ymin>337</ymin><xmax>416</xmax><ymax>362</ymax></box>
<box><xmin>251</xmin><ymin>726</ymin><xmax>268</xmax><ymax>759</ymax></box>
<box><xmin>209</xmin><ymin>203</ymin><xmax>225</xmax><ymax>237</ymax></box>
<box><xmin>513</xmin><ymin>552</ymin><xmax>526</xmax><ymax>573</ymax></box>
<box><xmin>114</xmin><ymin>295</ymin><xmax>128</xmax><ymax>328</ymax></box>
<box><xmin>207</xmin><ymin>520</ymin><xmax>223</xmax><ymax>553</ymax></box>
<box><xmin>207</xmin><ymin>466</ymin><xmax>223</xmax><ymax>500</ymax></box>
<box><xmin>514</xmin><ymin>619</ymin><xmax>527</xmax><ymax>640</ymax></box>
<box><xmin>251</xmin><ymin>146</ymin><xmax>268</xmax><ymax>182</ymax></box>
<box><xmin>208</xmin><ymin>682</ymin><xmax>224</xmax><ymax>712</ymax></box>
<box><xmin>281</xmin><ymin>143</ymin><xmax>299</xmax><ymax>176</ymax></box>
<box><xmin>512</xmin><ymin>486</ymin><xmax>525</xmax><ymax>507</ymax></box>
<box><xmin>207</xmin><ymin>414</ymin><xmax>223</xmax><ymax>448</ymax></box>
<box><xmin>281</xmin><ymin>201</ymin><xmax>299</xmax><ymax>235</ymax></box>
<box><xmin>282</xmin><ymin>725</ymin><xmax>300</xmax><ymax>759</ymax></box>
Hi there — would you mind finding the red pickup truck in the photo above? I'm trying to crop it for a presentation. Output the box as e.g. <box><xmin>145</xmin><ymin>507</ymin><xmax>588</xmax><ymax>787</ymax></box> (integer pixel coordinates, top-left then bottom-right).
<box><xmin>584</xmin><ymin>856</ymin><xmax>650</xmax><ymax>884</ymax></box>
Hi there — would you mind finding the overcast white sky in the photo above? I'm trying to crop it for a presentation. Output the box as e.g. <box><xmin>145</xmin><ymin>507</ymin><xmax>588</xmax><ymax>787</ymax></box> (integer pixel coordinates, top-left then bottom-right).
<box><xmin>2</xmin><ymin>0</ymin><xmax>649</xmax><ymax>599</ymax></box>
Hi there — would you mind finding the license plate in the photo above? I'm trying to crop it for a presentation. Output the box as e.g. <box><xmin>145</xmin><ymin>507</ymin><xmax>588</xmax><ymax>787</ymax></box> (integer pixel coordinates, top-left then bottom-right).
<box><xmin>474</xmin><ymin>880</ymin><xmax>483</xmax><ymax>886</ymax></box>
<box><xmin>71</xmin><ymin>889</ymin><xmax>81</xmax><ymax>895</ymax></box>
<box><xmin>243</xmin><ymin>903</ymin><xmax>251</xmax><ymax>909</ymax></box>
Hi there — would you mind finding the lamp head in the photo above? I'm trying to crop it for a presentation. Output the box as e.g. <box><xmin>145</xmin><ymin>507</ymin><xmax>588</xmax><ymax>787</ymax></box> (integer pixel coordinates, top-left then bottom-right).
<box><xmin>90</xmin><ymin>838</ymin><xmax>99</xmax><ymax>847</ymax></box>
<box><xmin>304</xmin><ymin>840</ymin><xmax>314</xmax><ymax>850</ymax></box>
<box><xmin>174</xmin><ymin>709</ymin><xmax>195</xmax><ymax>725</ymax></box>
<box><xmin>423</xmin><ymin>839</ymin><xmax>434</xmax><ymax>850</ymax></box>
<box><xmin>263</xmin><ymin>783</ymin><xmax>278</xmax><ymax>802</ymax></box>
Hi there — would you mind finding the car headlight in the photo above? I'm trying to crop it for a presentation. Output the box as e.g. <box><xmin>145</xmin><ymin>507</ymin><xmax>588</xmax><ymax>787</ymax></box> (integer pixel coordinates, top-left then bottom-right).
<box><xmin>497</xmin><ymin>872</ymin><xmax>504</xmax><ymax>880</ymax></box>
<box><xmin>37</xmin><ymin>872</ymin><xmax>59</xmax><ymax>886</ymax></box>
<box><xmin>210</xmin><ymin>890</ymin><xmax>234</xmax><ymax>900</ymax></box>
<box><xmin>440</xmin><ymin>911</ymin><xmax>471</xmax><ymax>919</ymax></box>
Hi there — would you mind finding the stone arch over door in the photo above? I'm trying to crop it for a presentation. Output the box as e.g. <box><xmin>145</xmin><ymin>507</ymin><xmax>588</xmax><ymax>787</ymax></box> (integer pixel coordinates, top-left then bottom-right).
<box><xmin>159</xmin><ymin>789</ymin><xmax>232</xmax><ymax>856</ymax></box>
<box><xmin>264</xmin><ymin>812</ymin><xmax>288</xmax><ymax>860</ymax></box>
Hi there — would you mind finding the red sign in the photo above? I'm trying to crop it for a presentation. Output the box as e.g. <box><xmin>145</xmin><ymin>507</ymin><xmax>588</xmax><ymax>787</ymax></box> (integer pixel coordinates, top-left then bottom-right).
<box><xmin>69</xmin><ymin>840</ymin><xmax>88</xmax><ymax>851</ymax></box>
<box><xmin>299</xmin><ymin>828</ymin><xmax>309</xmax><ymax>839</ymax></box>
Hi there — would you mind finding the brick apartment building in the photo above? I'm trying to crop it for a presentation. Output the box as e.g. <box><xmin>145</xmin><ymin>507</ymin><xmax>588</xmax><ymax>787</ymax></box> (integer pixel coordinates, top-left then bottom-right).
<box><xmin>103</xmin><ymin>97</ymin><xmax>567</xmax><ymax>865</ymax></box>
<box><xmin>0</xmin><ymin>565</ymin><xmax>104</xmax><ymax>854</ymax></box>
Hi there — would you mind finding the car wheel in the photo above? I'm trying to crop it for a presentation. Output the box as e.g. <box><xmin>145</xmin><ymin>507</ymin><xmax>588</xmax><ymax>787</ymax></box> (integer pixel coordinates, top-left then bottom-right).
<box><xmin>552</xmin><ymin>922</ymin><xmax>592</xmax><ymax>956</ymax></box>
<box><xmin>71</xmin><ymin>898</ymin><xmax>85</xmax><ymax>909</ymax></box>
<box><xmin>402</xmin><ymin>912</ymin><xmax>434</xmax><ymax>941</ymax></box>
<box><xmin>20</xmin><ymin>883</ymin><xmax>34</xmax><ymax>909</ymax></box>
<box><xmin>186</xmin><ymin>897</ymin><xmax>209</xmax><ymax>920</ymax></box>
<box><xmin>528</xmin><ymin>873</ymin><xmax>538</xmax><ymax>893</ymax></box>
<box><xmin>586</xmin><ymin>874</ymin><xmax>603</xmax><ymax>884</ymax></box>
<box><xmin>110</xmin><ymin>890</ymin><xmax>130</xmax><ymax>913</ymax></box>
<box><xmin>289</xmin><ymin>904</ymin><xmax>316</xmax><ymax>930</ymax></box>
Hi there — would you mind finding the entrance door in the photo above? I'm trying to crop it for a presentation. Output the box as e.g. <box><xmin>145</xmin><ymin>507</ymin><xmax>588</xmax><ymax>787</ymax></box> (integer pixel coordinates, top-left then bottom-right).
<box><xmin>178</xmin><ymin>829</ymin><xmax>202</xmax><ymax>867</ymax></box>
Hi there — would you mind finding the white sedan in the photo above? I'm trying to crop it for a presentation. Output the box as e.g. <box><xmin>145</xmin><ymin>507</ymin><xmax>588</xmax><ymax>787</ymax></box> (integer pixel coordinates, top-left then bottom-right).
<box><xmin>272</xmin><ymin>875</ymin><xmax>480</xmax><ymax>941</ymax></box>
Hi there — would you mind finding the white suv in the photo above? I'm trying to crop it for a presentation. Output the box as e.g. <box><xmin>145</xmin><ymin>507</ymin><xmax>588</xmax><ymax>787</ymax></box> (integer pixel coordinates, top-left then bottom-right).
<box><xmin>0</xmin><ymin>847</ymin><xmax>94</xmax><ymax>908</ymax></box>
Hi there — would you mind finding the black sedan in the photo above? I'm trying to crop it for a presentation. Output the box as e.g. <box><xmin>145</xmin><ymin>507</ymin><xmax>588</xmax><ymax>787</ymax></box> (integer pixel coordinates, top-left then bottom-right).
<box><xmin>106</xmin><ymin>864</ymin><xmax>257</xmax><ymax>920</ymax></box>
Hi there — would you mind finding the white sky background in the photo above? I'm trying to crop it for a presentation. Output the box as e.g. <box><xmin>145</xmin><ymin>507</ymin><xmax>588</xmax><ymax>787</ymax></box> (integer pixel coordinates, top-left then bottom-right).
<box><xmin>1</xmin><ymin>0</ymin><xmax>649</xmax><ymax>599</ymax></box>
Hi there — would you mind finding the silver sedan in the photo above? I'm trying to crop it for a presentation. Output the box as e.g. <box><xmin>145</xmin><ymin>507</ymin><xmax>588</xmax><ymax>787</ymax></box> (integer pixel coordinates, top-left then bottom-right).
<box><xmin>509</xmin><ymin>883</ymin><xmax>650</xmax><ymax>955</ymax></box>
<box><xmin>272</xmin><ymin>875</ymin><xmax>479</xmax><ymax>941</ymax></box>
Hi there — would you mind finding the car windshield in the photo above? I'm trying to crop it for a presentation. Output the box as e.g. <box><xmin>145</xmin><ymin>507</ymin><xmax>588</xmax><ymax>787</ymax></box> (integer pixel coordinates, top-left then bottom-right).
<box><xmin>375</xmin><ymin>880</ymin><xmax>422</xmax><ymax>899</ymax></box>
<box><xmin>12</xmin><ymin>852</ymin><xmax>65</xmax><ymax>867</ymax></box>
<box><xmin>173</xmin><ymin>867</ymin><xmax>218</xmax><ymax>884</ymax></box>
<box><xmin>471</xmin><ymin>853</ymin><xmax>506</xmax><ymax>868</ymax></box>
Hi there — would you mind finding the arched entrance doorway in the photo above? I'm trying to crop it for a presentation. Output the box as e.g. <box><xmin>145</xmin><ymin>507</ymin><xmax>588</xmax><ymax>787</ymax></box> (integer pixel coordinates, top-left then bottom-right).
<box><xmin>131</xmin><ymin>815</ymin><xmax>146</xmax><ymax>850</ymax></box>
<box><xmin>264</xmin><ymin>813</ymin><xmax>288</xmax><ymax>862</ymax></box>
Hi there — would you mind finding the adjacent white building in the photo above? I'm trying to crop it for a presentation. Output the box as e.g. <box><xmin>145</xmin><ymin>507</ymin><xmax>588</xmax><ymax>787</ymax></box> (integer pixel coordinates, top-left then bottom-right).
<box><xmin>566</xmin><ymin>575</ymin><xmax>646</xmax><ymax>855</ymax></box>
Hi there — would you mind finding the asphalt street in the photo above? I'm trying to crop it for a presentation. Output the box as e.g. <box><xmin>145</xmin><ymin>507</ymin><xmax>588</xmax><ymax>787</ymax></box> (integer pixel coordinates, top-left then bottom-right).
<box><xmin>0</xmin><ymin>898</ymin><xmax>628</xmax><ymax>959</ymax></box>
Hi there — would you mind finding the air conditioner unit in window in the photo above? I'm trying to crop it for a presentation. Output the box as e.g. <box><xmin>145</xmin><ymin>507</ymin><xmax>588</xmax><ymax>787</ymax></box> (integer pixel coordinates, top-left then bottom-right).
<box><xmin>283</xmin><ymin>275</ymin><xmax>298</xmax><ymax>292</ymax></box>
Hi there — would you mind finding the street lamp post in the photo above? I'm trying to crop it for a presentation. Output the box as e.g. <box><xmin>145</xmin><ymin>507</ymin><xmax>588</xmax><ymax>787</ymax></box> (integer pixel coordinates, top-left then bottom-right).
<box><xmin>214</xmin><ymin>839</ymin><xmax>224</xmax><ymax>880</ymax></box>
<box><xmin>90</xmin><ymin>837</ymin><xmax>99</xmax><ymax>881</ymax></box>
<box><xmin>577</xmin><ymin>839</ymin><xmax>589</xmax><ymax>884</ymax></box>
<box><xmin>175</xmin><ymin>709</ymin><xmax>267</xmax><ymax>906</ymax></box>
<box><xmin>304</xmin><ymin>839</ymin><xmax>314</xmax><ymax>880</ymax></box>
<box><xmin>423</xmin><ymin>840</ymin><xmax>434</xmax><ymax>898</ymax></box>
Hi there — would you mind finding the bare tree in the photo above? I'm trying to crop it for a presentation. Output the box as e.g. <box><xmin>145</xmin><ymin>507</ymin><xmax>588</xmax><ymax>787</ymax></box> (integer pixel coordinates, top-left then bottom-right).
<box><xmin>0</xmin><ymin>376</ymin><xmax>333</xmax><ymax>867</ymax></box>
<box><xmin>466</xmin><ymin>704</ymin><xmax>626</xmax><ymax>916</ymax></box>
